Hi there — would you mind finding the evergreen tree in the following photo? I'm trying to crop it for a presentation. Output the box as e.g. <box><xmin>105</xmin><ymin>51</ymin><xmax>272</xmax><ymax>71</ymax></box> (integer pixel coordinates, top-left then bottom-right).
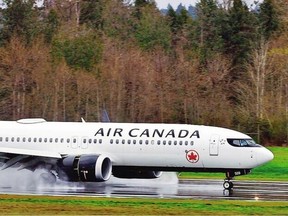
<box><xmin>134</xmin><ymin>0</ymin><xmax>157</xmax><ymax>19</ymax></box>
<box><xmin>224</xmin><ymin>0</ymin><xmax>258</xmax><ymax>75</ymax></box>
<box><xmin>135</xmin><ymin>7</ymin><xmax>171</xmax><ymax>51</ymax></box>
<box><xmin>167</xmin><ymin>6</ymin><xmax>178</xmax><ymax>34</ymax></box>
<box><xmin>193</xmin><ymin>0</ymin><xmax>226</xmax><ymax>67</ymax></box>
<box><xmin>0</xmin><ymin>0</ymin><xmax>40</xmax><ymax>45</ymax></box>
<box><xmin>258</xmin><ymin>0</ymin><xmax>280</xmax><ymax>40</ymax></box>
<box><xmin>43</xmin><ymin>9</ymin><xmax>60</xmax><ymax>44</ymax></box>
<box><xmin>80</xmin><ymin>0</ymin><xmax>104</xmax><ymax>30</ymax></box>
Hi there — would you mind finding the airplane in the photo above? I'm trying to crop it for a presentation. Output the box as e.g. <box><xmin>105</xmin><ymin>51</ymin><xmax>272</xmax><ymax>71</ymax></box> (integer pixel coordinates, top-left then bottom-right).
<box><xmin>0</xmin><ymin>117</ymin><xmax>274</xmax><ymax>190</ymax></box>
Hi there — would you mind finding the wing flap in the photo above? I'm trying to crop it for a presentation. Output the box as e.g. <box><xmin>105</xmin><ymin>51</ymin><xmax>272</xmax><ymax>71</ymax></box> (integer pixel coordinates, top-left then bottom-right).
<box><xmin>0</xmin><ymin>147</ymin><xmax>62</xmax><ymax>159</ymax></box>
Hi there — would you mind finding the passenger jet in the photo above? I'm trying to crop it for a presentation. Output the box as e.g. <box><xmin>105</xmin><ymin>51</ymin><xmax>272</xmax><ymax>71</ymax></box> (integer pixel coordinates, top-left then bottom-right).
<box><xmin>0</xmin><ymin>118</ymin><xmax>273</xmax><ymax>190</ymax></box>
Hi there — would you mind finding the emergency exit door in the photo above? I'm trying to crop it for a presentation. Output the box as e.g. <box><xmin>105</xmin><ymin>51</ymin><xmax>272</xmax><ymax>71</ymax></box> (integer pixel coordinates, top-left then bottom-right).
<box><xmin>209</xmin><ymin>134</ymin><xmax>219</xmax><ymax>156</ymax></box>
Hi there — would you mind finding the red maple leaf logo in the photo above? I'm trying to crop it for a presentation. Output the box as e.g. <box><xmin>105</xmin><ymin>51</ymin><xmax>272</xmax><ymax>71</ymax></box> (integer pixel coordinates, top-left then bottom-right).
<box><xmin>188</xmin><ymin>152</ymin><xmax>197</xmax><ymax>161</ymax></box>
<box><xmin>186</xmin><ymin>150</ymin><xmax>199</xmax><ymax>163</ymax></box>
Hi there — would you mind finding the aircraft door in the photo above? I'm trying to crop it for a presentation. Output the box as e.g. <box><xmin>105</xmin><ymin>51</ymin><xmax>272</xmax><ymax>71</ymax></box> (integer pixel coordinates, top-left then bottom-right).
<box><xmin>209</xmin><ymin>134</ymin><xmax>219</xmax><ymax>156</ymax></box>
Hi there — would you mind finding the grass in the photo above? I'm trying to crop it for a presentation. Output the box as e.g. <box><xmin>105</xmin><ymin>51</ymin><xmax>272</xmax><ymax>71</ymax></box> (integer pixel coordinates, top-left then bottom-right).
<box><xmin>0</xmin><ymin>195</ymin><xmax>287</xmax><ymax>215</ymax></box>
<box><xmin>179</xmin><ymin>147</ymin><xmax>288</xmax><ymax>181</ymax></box>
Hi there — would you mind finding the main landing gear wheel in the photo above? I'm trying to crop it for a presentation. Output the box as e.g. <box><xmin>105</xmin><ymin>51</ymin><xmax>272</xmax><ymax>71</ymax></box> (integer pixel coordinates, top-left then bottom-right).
<box><xmin>223</xmin><ymin>180</ymin><xmax>234</xmax><ymax>190</ymax></box>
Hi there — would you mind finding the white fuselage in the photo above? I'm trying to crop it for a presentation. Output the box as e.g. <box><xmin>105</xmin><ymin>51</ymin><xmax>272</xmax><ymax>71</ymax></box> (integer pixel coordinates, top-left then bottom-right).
<box><xmin>0</xmin><ymin>119</ymin><xmax>274</xmax><ymax>172</ymax></box>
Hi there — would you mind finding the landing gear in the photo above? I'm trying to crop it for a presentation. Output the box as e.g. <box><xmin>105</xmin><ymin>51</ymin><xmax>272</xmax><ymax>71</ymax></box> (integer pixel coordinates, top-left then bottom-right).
<box><xmin>223</xmin><ymin>180</ymin><xmax>233</xmax><ymax>190</ymax></box>
<box><xmin>223</xmin><ymin>177</ymin><xmax>234</xmax><ymax>196</ymax></box>
<box><xmin>223</xmin><ymin>171</ymin><xmax>234</xmax><ymax>190</ymax></box>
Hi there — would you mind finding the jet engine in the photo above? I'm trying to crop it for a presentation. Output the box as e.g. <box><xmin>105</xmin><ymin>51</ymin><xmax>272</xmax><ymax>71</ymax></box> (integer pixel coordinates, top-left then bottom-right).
<box><xmin>57</xmin><ymin>154</ymin><xmax>112</xmax><ymax>182</ymax></box>
<box><xmin>112</xmin><ymin>167</ymin><xmax>162</xmax><ymax>179</ymax></box>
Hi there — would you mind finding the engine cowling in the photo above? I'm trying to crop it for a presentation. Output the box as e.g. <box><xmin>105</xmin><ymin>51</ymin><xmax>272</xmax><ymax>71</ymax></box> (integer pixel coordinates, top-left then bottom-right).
<box><xmin>57</xmin><ymin>154</ymin><xmax>112</xmax><ymax>182</ymax></box>
<box><xmin>112</xmin><ymin>167</ymin><xmax>162</xmax><ymax>179</ymax></box>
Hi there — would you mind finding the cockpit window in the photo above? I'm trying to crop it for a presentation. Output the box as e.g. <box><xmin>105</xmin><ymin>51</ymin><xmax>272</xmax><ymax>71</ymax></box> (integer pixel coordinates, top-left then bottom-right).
<box><xmin>227</xmin><ymin>139</ymin><xmax>259</xmax><ymax>147</ymax></box>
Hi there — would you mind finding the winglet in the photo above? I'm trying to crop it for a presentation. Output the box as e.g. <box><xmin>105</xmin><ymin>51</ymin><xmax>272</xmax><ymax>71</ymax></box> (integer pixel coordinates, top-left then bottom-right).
<box><xmin>101</xmin><ymin>109</ymin><xmax>110</xmax><ymax>122</ymax></box>
<box><xmin>81</xmin><ymin>117</ymin><xmax>86</xmax><ymax>123</ymax></box>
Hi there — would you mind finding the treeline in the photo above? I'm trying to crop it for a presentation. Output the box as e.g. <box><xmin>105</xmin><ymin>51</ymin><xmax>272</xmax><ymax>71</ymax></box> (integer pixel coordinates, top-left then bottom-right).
<box><xmin>0</xmin><ymin>0</ymin><xmax>287</xmax><ymax>145</ymax></box>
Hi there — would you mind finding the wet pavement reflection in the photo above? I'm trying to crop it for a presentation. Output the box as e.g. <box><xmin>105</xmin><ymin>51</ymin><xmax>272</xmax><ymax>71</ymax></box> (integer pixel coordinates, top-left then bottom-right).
<box><xmin>0</xmin><ymin>172</ymin><xmax>287</xmax><ymax>201</ymax></box>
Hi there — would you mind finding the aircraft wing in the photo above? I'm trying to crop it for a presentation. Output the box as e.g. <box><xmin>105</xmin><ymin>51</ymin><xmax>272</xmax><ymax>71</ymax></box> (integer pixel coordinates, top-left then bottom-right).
<box><xmin>0</xmin><ymin>147</ymin><xmax>62</xmax><ymax>170</ymax></box>
<box><xmin>0</xmin><ymin>147</ymin><xmax>62</xmax><ymax>159</ymax></box>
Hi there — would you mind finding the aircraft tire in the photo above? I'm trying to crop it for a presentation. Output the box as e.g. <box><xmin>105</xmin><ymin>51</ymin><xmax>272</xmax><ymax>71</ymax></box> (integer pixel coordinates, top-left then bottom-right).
<box><xmin>223</xmin><ymin>181</ymin><xmax>233</xmax><ymax>190</ymax></box>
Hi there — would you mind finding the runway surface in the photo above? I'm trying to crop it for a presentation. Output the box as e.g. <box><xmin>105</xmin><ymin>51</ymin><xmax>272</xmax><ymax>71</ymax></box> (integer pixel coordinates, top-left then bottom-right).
<box><xmin>0</xmin><ymin>172</ymin><xmax>287</xmax><ymax>201</ymax></box>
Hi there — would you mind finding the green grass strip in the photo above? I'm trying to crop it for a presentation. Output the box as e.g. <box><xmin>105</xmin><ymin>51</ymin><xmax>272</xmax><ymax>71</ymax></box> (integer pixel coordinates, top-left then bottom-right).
<box><xmin>0</xmin><ymin>195</ymin><xmax>287</xmax><ymax>215</ymax></box>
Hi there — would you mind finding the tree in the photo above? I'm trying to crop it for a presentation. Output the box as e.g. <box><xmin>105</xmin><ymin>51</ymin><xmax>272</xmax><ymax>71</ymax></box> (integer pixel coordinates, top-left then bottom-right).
<box><xmin>80</xmin><ymin>0</ymin><xmax>104</xmax><ymax>30</ymax></box>
<box><xmin>192</xmin><ymin>0</ymin><xmax>226</xmax><ymax>67</ymax></box>
<box><xmin>0</xmin><ymin>0</ymin><xmax>40</xmax><ymax>45</ymax></box>
<box><xmin>258</xmin><ymin>0</ymin><xmax>280</xmax><ymax>40</ymax></box>
<box><xmin>224</xmin><ymin>0</ymin><xmax>258</xmax><ymax>75</ymax></box>
<box><xmin>43</xmin><ymin>9</ymin><xmax>60</xmax><ymax>43</ymax></box>
<box><xmin>135</xmin><ymin>7</ymin><xmax>171</xmax><ymax>51</ymax></box>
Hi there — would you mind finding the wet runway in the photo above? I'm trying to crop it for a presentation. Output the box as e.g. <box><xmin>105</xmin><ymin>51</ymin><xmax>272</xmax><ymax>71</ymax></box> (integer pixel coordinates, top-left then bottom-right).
<box><xmin>0</xmin><ymin>172</ymin><xmax>287</xmax><ymax>201</ymax></box>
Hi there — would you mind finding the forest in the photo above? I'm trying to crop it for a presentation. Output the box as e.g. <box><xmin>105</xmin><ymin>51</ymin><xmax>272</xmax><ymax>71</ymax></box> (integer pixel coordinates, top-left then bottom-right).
<box><xmin>0</xmin><ymin>0</ymin><xmax>287</xmax><ymax>145</ymax></box>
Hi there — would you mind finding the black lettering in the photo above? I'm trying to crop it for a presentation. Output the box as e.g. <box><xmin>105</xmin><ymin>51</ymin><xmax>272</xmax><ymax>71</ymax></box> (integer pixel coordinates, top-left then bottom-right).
<box><xmin>165</xmin><ymin>129</ymin><xmax>175</xmax><ymax>138</ymax></box>
<box><xmin>178</xmin><ymin>130</ymin><xmax>188</xmax><ymax>138</ymax></box>
<box><xmin>95</xmin><ymin>128</ymin><xmax>104</xmax><ymax>136</ymax></box>
<box><xmin>107</xmin><ymin>128</ymin><xmax>111</xmax><ymax>136</ymax></box>
<box><xmin>190</xmin><ymin>130</ymin><xmax>200</xmax><ymax>138</ymax></box>
<box><xmin>129</xmin><ymin>128</ymin><xmax>139</xmax><ymax>137</ymax></box>
<box><xmin>140</xmin><ymin>129</ymin><xmax>149</xmax><ymax>137</ymax></box>
<box><xmin>114</xmin><ymin>128</ymin><xmax>123</xmax><ymax>137</ymax></box>
<box><xmin>152</xmin><ymin>129</ymin><xmax>164</xmax><ymax>138</ymax></box>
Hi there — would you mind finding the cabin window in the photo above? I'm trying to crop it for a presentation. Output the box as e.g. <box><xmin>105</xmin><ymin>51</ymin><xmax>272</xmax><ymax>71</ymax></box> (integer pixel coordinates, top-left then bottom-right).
<box><xmin>44</xmin><ymin>138</ymin><xmax>47</xmax><ymax>143</ymax></box>
<box><xmin>133</xmin><ymin>140</ymin><xmax>136</xmax><ymax>144</ymax></box>
<box><xmin>185</xmin><ymin>141</ymin><xmax>188</xmax><ymax>146</ymax></box>
<box><xmin>67</xmin><ymin>138</ymin><xmax>70</xmax><ymax>143</ymax></box>
<box><xmin>83</xmin><ymin>139</ymin><xmax>86</xmax><ymax>144</ymax></box>
<box><xmin>0</xmin><ymin>137</ymin><xmax>2</xmax><ymax>142</ymax></box>
<box><xmin>99</xmin><ymin>139</ymin><xmax>102</xmax><ymax>144</ymax></box>
<box><xmin>110</xmin><ymin>139</ymin><xmax>113</xmax><ymax>144</ymax></box>
<box><xmin>34</xmin><ymin>138</ymin><xmax>37</xmax><ymax>142</ymax></box>
<box><xmin>55</xmin><ymin>138</ymin><xmax>58</xmax><ymax>143</ymax></box>
<box><xmin>28</xmin><ymin>138</ymin><xmax>31</xmax><ymax>142</ymax></box>
<box><xmin>16</xmin><ymin>137</ymin><xmax>20</xmax><ymax>142</ymax></box>
<box><xmin>49</xmin><ymin>138</ymin><xmax>53</xmax><ymax>143</ymax></box>
<box><xmin>157</xmin><ymin>140</ymin><xmax>161</xmax><ymax>145</ymax></box>
<box><xmin>128</xmin><ymin>140</ymin><xmax>131</xmax><ymax>144</ymax></box>
<box><xmin>11</xmin><ymin>137</ymin><xmax>15</xmax><ymax>142</ymax></box>
<box><xmin>145</xmin><ymin>140</ymin><xmax>149</xmax><ymax>145</ymax></box>
<box><xmin>60</xmin><ymin>138</ymin><xmax>64</xmax><ymax>143</ymax></box>
<box><xmin>163</xmin><ymin>140</ymin><xmax>166</xmax><ymax>145</ymax></box>
<box><xmin>174</xmin><ymin>141</ymin><xmax>177</xmax><ymax>145</ymax></box>
<box><xmin>139</xmin><ymin>140</ymin><xmax>143</xmax><ymax>145</ymax></box>
<box><xmin>190</xmin><ymin>141</ymin><xmax>194</xmax><ymax>146</ymax></box>
<box><xmin>179</xmin><ymin>141</ymin><xmax>183</xmax><ymax>145</ymax></box>
<box><xmin>94</xmin><ymin>139</ymin><xmax>97</xmax><ymax>144</ymax></box>
<box><xmin>168</xmin><ymin>140</ymin><xmax>172</xmax><ymax>145</ymax></box>
<box><xmin>122</xmin><ymin>139</ymin><xmax>125</xmax><ymax>144</ymax></box>
<box><xmin>116</xmin><ymin>139</ymin><xmax>119</xmax><ymax>144</ymax></box>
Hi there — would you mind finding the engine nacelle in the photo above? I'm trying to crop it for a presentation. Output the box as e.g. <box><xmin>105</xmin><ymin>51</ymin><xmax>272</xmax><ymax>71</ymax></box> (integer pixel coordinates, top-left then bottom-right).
<box><xmin>57</xmin><ymin>154</ymin><xmax>112</xmax><ymax>182</ymax></box>
<box><xmin>112</xmin><ymin>167</ymin><xmax>162</xmax><ymax>179</ymax></box>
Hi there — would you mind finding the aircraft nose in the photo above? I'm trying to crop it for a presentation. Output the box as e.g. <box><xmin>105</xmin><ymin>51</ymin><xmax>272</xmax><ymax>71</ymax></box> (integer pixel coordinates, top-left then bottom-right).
<box><xmin>257</xmin><ymin>147</ymin><xmax>274</xmax><ymax>166</ymax></box>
